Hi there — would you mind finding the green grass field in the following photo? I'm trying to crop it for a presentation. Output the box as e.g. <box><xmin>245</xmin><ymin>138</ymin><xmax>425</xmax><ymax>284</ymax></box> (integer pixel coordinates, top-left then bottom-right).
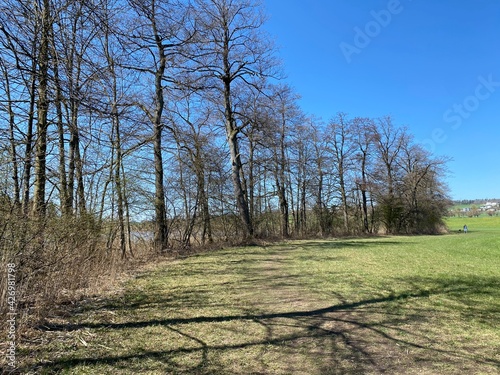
<box><xmin>20</xmin><ymin>217</ymin><xmax>500</xmax><ymax>374</ymax></box>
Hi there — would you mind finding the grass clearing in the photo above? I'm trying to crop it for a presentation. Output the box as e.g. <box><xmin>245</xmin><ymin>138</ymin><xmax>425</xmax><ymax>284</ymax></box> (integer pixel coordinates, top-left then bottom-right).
<box><xmin>16</xmin><ymin>218</ymin><xmax>500</xmax><ymax>374</ymax></box>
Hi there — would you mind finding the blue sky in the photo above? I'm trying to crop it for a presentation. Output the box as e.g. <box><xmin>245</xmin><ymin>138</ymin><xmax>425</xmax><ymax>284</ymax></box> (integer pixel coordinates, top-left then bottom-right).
<box><xmin>263</xmin><ymin>0</ymin><xmax>500</xmax><ymax>200</ymax></box>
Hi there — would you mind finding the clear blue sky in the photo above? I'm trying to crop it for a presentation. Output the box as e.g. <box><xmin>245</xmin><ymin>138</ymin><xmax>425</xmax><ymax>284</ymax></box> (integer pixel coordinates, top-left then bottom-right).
<box><xmin>263</xmin><ymin>0</ymin><xmax>500</xmax><ymax>200</ymax></box>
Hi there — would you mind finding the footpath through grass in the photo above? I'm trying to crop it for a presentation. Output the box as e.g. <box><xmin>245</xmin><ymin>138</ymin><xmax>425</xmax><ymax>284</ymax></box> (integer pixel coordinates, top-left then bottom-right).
<box><xmin>19</xmin><ymin>218</ymin><xmax>500</xmax><ymax>374</ymax></box>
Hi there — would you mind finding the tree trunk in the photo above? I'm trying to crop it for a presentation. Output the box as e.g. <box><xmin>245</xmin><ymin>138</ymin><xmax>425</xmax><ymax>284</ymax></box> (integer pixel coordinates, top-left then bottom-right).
<box><xmin>153</xmin><ymin>67</ymin><xmax>168</xmax><ymax>252</ymax></box>
<box><xmin>53</xmin><ymin>51</ymin><xmax>70</xmax><ymax>215</ymax></box>
<box><xmin>223</xmin><ymin>72</ymin><xmax>252</xmax><ymax>237</ymax></box>
<box><xmin>113</xmin><ymin>105</ymin><xmax>126</xmax><ymax>258</ymax></box>
<box><xmin>151</xmin><ymin>18</ymin><xmax>169</xmax><ymax>252</ymax></box>
<box><xmin>300</xmin><ymin>179</ymin><xmax>307</xmax><ymax>235</ymax></box>
<box><xmin>278</xmin><ymin>118</ymin><xmax>289</xmax><ymax>238</ymax></box>
<box><xmin>153</xmin><ymin>117</ymin><xmax>168</xmax><ymax>252</ymax></box>
<box><xmin>199</xmin><ymin>180</ymin><xmax>213</xmax><ymax>244</ymax></box>
<box><xmin>316</xmin><ymin>170</ymin><xmax>325</xmax><ymax>236</ymax></box>
<box><xmin>360</xmin><ymin>154</ymin><xmax>370</xmax><ymax>233</ymax></box>
<box><xmin>248</xmin><ymin>136</ymin><xmax>256</xmax><ymax>226</ymax></box>
<box><xmin>22</xmin><ymin>68</ymin><xmax>36</xmax><ymax>216</ymax></box>
<box><xmin>32</xmin><ymin>0</ymin><xmax>51</xmax><ymax>217</ymax></box>
<box><xmin>2</xmin><ymin>62</ymin><xmax>21</xmax><ymax>208</ymax></box>
<box><xmin>68</xmin><ymin>112</ymin><xmax>86</xmax><ymax>215</ymax></box>
<box><xmin>195</xmin><ymin>155</ymin><xmax>212</xmax><ymax>244</ymax></box>
<box><xmin>339</xmin><ymin>170</ymin><xmax>349</xmax><ymax>234</ymax></box>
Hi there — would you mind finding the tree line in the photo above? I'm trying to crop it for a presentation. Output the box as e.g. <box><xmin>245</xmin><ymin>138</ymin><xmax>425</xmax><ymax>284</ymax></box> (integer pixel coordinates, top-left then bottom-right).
<box><xmin>0</xmin><ymin>0</ymin><xmax>451</xmax><ymax>261</ymax></box>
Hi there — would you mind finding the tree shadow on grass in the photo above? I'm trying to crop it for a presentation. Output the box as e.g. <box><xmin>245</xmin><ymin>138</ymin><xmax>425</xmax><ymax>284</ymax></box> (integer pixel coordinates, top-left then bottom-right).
<box><xmin>23</xmin><ymin>239</ymin><xmax>500</xmax><ymax>374</ymax></box>
<box><xmin>297</xmin><ymin>238</ymin><xmax>415</xmax><ymax>250</ymax></box>
<box><xmin>30</xmin><ymin>276</ymin><xmax>500</xmax><ymax>374</ymax></box>
<box><xmin>36</xmin><ymin>289</ymin><xmax>434</xmax><ymax>332</ymax></box>
<box><xmin>399</xmin><ymin>274</ymin><xmax>500</xmax><ymax>328</ymax></box>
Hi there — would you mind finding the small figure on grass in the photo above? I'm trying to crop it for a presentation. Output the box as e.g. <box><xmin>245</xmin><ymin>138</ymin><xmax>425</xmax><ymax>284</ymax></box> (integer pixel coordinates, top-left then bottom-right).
<box><xmin>463</xmin><ymin>224</ymin><xmax>468</xmax><ymax>234</ymax></box>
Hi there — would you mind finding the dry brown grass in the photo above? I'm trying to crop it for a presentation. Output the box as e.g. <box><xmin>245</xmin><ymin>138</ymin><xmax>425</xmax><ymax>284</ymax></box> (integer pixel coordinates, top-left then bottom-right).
<box><xmin>0</xmin><ymin>212</ymin><xmax>168</xmax><ymax>352</ymax></box>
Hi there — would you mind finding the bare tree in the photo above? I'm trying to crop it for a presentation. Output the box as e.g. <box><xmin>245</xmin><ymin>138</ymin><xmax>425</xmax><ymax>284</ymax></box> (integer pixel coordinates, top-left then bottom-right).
<box><xmin>101</xmin><ymin>0</ymin><xmax>130</xmax><ymax>258</ymax></box>
<box><xmin>0</xmin><ymin>57</ymin><xmax>20</xmax><ymax>209</ymax></box>
<box><xmin>31</xmin><ymin>0</ymin><xmax>51</xmax><ymax>217</ymax></box>
<box><xmin>326</xmin><ymin>113</ymin><xmax>356</xmax><ymax>234</ymax></box>
<box><xmin>397</xmin><ymin>142</ymin><xmax>451</xmax><ymax>233</ymax></box>
<box><xmin>309</xmin><ymin>121</ymin><xmax>332</xmax><ymax>236</ymax></box>
<box><xmin>287</xmin><ymin>123</ymin><xmax>316</xmax><ymax>236</ymax></box>
<box><xmin>0</xmin><ymin>0</ymin><xmax>43</xmax><ymax>216</ymax></box>
<box><xmin>51</xmin><ymin>0</ymin><xmax>108</xmax><ymax>216</ymax></box>
<box><xmin>352</xmin><ymin>117</ymin><xmax>376</xmax><ymax>233</ymax></box>
<box><xmin>372</xmin><ymin>116</ymin><xmax>407</xmax><ymax>234</ymax></box>
<box><xmin>262</xmin><ymin>84</ymin><xmax>303</xmax><ymax>238</ymax></box>
<box><xmin>193</xmin><ymin>0</ymin><xmax>278</xmax><ymax>239</ymax></box>
<box><xmin>162</xmin><ymin>92</ymin><xmax>215</xmax><ymax>248</ymax></box>
<box><xmin>125</xmin><ymin>0</ymin><xmax>194</xmax><ymax>251</ymax></box>
<box><xmin>52</xmin><ymin>42</ymin><xmax>70</xmax><ymax>215</ymax></box>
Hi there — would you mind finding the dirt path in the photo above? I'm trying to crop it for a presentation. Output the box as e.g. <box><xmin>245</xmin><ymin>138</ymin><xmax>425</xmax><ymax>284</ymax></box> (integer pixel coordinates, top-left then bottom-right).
<box><xmin>236</xmin><ymin>246</ymin><xmax>496</xmax><ymax>375</ymax></box>
<box><xmin>15</xmin><ymin>243</ymin><xmax>500</xmax><ymax>374</ymax></box>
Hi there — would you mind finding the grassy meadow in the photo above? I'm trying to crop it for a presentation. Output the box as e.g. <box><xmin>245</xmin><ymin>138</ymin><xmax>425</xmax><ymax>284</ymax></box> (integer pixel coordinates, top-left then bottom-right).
<box><xmin>16</xmin><ymin>217</ymin><xmax>500</xmax><ymax>374</ymax></box>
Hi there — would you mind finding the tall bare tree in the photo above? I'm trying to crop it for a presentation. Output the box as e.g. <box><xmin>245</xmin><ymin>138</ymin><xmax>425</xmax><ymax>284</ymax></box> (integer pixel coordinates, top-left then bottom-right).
<box><xmin>0</xmin><ymin>0</ymin><xmax>41</xmax><ymax>215</ymax></box>
<box><xmin>397</xmin><ymin>143</ymin><xmax>450</xmax><ymax>233</ymax></box>
<box><xmin>263</xmin><ymin>84</ymin><xmax>302</xmax><ymax>238</ymax></box>
<box><xmin>125</xmin><ymin>0</ymin><xmax>194</xmax><ymax>251</ymax></box>
<box><xmin>0</xmin><ymin>57</ymin><xmax>20</xmax><ymax>209</ymax></box>
<box><xmin>194</xmin><ymin>0</ymin><xmax>277</xmax><ymax>238</ymax></box>
<box><xmin>100</xmin><ymin>0</ymin><xmax>130</xmax><ymax>257</ymax></box>
<box><xmin>326</xmin><ymin>113</ymin><xmax>356</xmax><ymax>234</ymax></box>
<box><xmin>170</xmin><ymin>92</ymin><xmax>215</xmax><ymax>245</ymax></box>
<box><xmin>373</xmin><ymin>116</ymin><xmax>408</xmax><ymax>233</ymax></box>
<box><xmin>32</xmin><ymin>0</ymin><xmax>51</xmax><ymax>217</ymax></box>
<box><xmin>352</xmin><ymin>117</ymin><xmax>376</xmax><ymax>233</ymax></box>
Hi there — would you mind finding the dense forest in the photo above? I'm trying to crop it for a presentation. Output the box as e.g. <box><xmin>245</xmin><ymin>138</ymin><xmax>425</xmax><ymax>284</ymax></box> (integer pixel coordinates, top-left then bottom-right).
<box><xmin>0</xmin><ymin>0</ymin><xmax>450</xmax><ymax>320</ymax></box>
